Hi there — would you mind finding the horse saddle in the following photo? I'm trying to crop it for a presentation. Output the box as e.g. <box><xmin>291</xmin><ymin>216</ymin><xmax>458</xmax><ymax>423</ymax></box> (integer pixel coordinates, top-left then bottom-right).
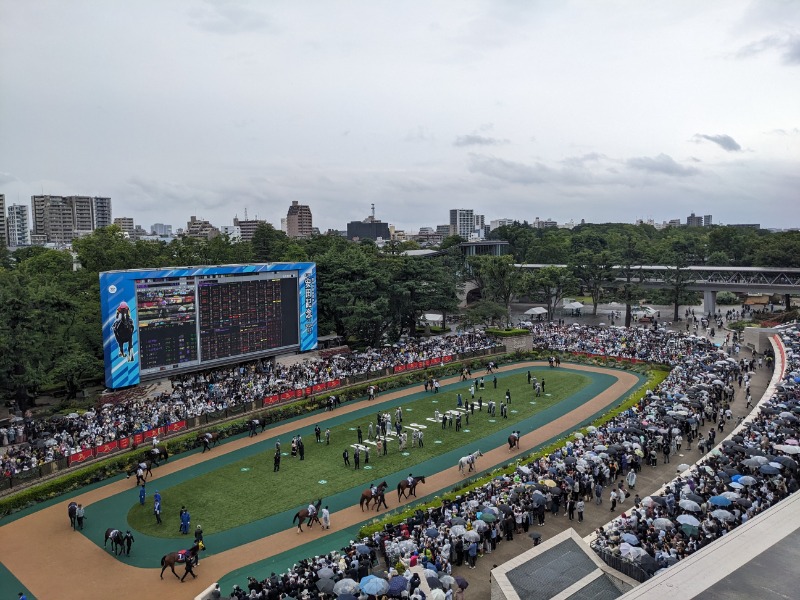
<box><xmin>177</xmin><ymin>550</ymin><xmax>189</xmax><ymax>563</ymax></box>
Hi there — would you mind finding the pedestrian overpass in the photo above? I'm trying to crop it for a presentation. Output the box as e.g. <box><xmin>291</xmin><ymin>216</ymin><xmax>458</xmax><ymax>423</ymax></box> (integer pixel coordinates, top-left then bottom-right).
<box><xmin>515</xmin><ymin>265</ymin><xmax>800</xmax><ymax>315</ymax></box>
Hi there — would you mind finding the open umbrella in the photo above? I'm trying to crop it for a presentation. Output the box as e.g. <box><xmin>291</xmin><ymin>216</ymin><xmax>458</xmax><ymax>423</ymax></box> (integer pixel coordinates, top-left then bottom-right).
<box><xmin>684</xmin><ymin>493</ymin><xmax>704</xmax><ymax>504</ymax></box>
<box><xmin>317</xmin><ymin>567</ymin><xmax>335</xmax><ymax>579</ymax></box>
<box><xmin>455</xmin><ymin>575</ymin><xmax>469</xmax><ymax>590</ymax></box>
<box><xmin>429</xmin><ymin>589</ymin><xmax>446</xmax><ymax>600</ymax></box>
<box><xmin>480</xmin><ymin>513</ymin><xmax>497</xmax><ymax>523</ymax></box>
<box><xmin>439</xmin><ymin>574</ymin><xmax>456</xmax><ymax>589</ymax></box>
<box><xmin>316</xmin><ymin>578</ymin><xmax>335</xmax><ymax>594</ymax></box>
<box><xmin>652</xmin><ymin>518</ymin><xmax>673</xmax><ymax>531</ymax></box>
<box><xmin>709</xmin><ymin>496</ymin><xmax>732</xmax><ymax>507</ymax></box>
<box><xmin>738</xmin><ymin>476</ymin><xmax>757</xmax><ymax>486</ymax></box>
<box><xmin>760</xmin><ymin>464</ymin><xmax>781</xmax><ymax>475</ymax></box>
<box><xmin>333</xmin><ymin>579</ymin><xmax>359</xmax><ymax>595</ymax></box>
<box><xmin>621</xmin><ymin>532</ymin><xmax>640</xmax><ymax>544</ymax></box>
<box><xmin>677</xmin><ymin>463</ymin><xmax>691</xmax><ymax>472</ymax></box>
<box><xmin>387</xmin><ymin>576</ymin><xmax>408</xmax><ymax>596</ymax></box>
<box><xmin>426</xmin><ymin>575</ymin><xmax>442</xmax><ymax>590</ymax></box>
<box><xmin>450</xmin><ymin>525</ymin><xmax>467</xmax><ymax>537</ymax></box>
<box><xmin>676</xmin><ymin>514</ymin><xmax>700</xmax><ymax>527</ymax></box>
<box><xmin>450</xmin><ymin>516</ymin><xmax>466</xmax><ymax>526</ymax></box>
<box><xmin>471</xmin><ymin>520</ymin><xmax>488</xmax><ymax>533</ymax></box>
<box><xmin>361</xmin><ymin>575</ymin><xmax>389</xmax><ymax>596</ymax></box>
<box><xmin>356</xmin><ymin>544</ymin><xmax>371</xmax><ymax>555</ymax></box>
<box><xmin>464</xmin><ymin>530</ymin><xmax>480</xmax><ymax>542</ymax></box>
<box><xmin>528</xmin><ymin>531</ymin><xmax>542</xmax><ymax>542</ymax></box>
<box><xmin>711</xmin><ymin>509</ymin><xmax>735</xmax><ymax>521</ymax></box>
<box><xmin>679</xmin><ymin>499</ymin><xmax>701</xmax><ymax>512</ymax></box>
<box><xmin>425</xmin><ymin>527</ymin><xmax>440</xmax><ymax>539</ymax></box>
<box><xmin>337</xmin><ymin>595</ymin><xmax>358</xmax><ymax>600</ymax></box>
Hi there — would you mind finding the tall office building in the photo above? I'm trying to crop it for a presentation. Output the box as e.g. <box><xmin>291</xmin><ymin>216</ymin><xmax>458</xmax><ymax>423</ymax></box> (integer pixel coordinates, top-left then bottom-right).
<box><xmin>92</xmin><ymin>197</ymin><xmax>112</xmax><ymax>229</ymax></box>
<box><xmin>449</xmin><ymin>209</ymin><xmax>475</xmax><ymax>238</ymax></box>
<box><xmin>150</xmin><ymin>223</ymin><xmax>173</xmax><ymax>236</ymax></box>
<box><xmin>703</xmin><ymin>214</ymin><xmax>713</xmax><ymax>227</ymax></box>
<box><xmin>6</xmin><ymin>204</ymin><xmax>30</xmax><ymax>247</ymax></box>
<box><xmin>0</xmin><ymin>194</ymin><xmax>5</xmax><ymax>247</ymax></box>
<box><xmin>686</xmin><ymin>212</ymin><xmax>704</xmax><ymax>227</ymax></box>
<box><xmin>66</xmin><ymin>196</ymin><xmax>95</xmax><ymax>234</ymax></box>
<box><xmin>286</xmin><ymin>201</ymin><xmax>313</xmax><ymax>238</ymax></box>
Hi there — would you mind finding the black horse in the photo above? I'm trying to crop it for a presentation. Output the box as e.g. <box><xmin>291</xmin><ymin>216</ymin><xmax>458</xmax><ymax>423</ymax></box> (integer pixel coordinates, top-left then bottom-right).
<box><xmin>112</xmin><ymin>305</ymin><xmax>135</xmax><ymax>362</ymax></box>
<box><xmin>149</xmin><ymin>447</ymin><xmax>169</xmax><ymax>465</ymax></box>
<box><xmin>68</xmin><ymin>501</ymin><xmax>78</xmax><ymax>529</ymax></box>
<box><xmin>104</xmin><ymin>528</ymin><xmax>125</xmax><ymax>555</ymax></box>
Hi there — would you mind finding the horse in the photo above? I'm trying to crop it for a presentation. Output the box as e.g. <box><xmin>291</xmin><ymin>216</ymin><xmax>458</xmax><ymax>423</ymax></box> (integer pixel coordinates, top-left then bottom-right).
<box><xmin>112</xmin><ymin>305</ymin><xmax>135</xmax><ymax>362</ymax></box>
<box><xmin>360</xmin><ymin>481</ymin><xmax>388</xmax><ymax>512</ymax></box>
<box><xmin>293</xmin><ymin>499</ymin><xmax>322</xmax><ymax>532</ymax></box>
<box><xmin>197</xmin><ymin>432</ymin><xmax>220</xmax><ymax>452</ymax></box>
<box><xmin>508</xmin><ymin>432</ymin><xmax>521</xmax><ymax>451</ymax></box>
<box><xmin>149</xmin><ymin>447</ymin><xmax>169</xmax><ymax>465</ymax></box>
<box><xmin>68</xmin><ymin>501</ymin><xmax>78</xmax><ymax>529</ymax></box>
<box><xmin>160</xmin><ymin>541</ymin><xmax>204</xmax><ymax>579</ymax></box>
<box><xmin>104</xmin><ymin>528</ymin><xmax>125</xmax><ymax>556</ymax></box>
<box><xmin>458</xmin><ymin>450</ymin><xmax>483</xmax><ymax>474</ymax></box>
<box><xmin>397</xmin><ymin>476</ymin><xmax>426</xmax><ymax>502</ymax></box>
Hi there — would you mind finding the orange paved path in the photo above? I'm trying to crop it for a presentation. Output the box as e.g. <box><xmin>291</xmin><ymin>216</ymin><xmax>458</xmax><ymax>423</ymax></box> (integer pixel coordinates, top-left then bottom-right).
<box><xmin>0</xmin><ymin>362</ymin><xmax>641</xmax><ymax>599</ymax></box>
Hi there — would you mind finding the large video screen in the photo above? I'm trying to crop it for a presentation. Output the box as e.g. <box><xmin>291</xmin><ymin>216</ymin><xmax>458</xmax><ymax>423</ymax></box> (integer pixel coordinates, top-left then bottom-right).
<box><xmin>99</xmin><ymin>263</ymin><xmax>317</xmax><ymax>389</ymax></box>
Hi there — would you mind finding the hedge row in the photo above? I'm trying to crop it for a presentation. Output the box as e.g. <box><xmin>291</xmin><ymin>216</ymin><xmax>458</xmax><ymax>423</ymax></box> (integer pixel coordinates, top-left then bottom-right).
<box><xmin>356</xmin><ymin>366</ymin><xmax>668</xmax><ymax>538</ymax></box>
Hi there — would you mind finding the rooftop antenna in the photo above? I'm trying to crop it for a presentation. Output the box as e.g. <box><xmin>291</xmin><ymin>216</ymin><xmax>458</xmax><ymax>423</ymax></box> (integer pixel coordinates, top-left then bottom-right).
<box><xmin>244</xmin><ymin>207</ymin><xmax>249</xmax><ymax>221</ymax></box>
<box><xmin>371</xmin><ymin>203</ymin><xmax>375</xmax><ymax>220</ymax></box>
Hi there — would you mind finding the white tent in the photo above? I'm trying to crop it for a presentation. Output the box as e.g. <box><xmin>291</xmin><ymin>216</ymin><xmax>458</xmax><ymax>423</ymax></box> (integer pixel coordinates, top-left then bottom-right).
<box><xmin>563</xmin><ymin>301</ymin><xmax>584</xmax><ymax>310</ymax></box>
<box><xmin>524</xmin><ymin>307</ymin><xmax>548</xmax><ymax>315</ymax></box>
<box><xmin>423</xmin><ymin>313</ymin><xmax>444</xmax><ymax>323</ymax></box>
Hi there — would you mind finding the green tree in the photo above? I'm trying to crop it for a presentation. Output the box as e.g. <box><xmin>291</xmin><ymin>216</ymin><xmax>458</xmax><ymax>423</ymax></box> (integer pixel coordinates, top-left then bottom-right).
<box><xmin>251</xmin><ymin>224</ymin><xmax>290</xmax><ymax>262</ymax></box>
<box><xmin>611</xmin><ymin>231</ymin><xmax>646</xmax><ymax>327</ymax></box>
<box><xmin>462</xmin><ymin>299</ymin><xmax>508</xmax><ymax>329</ymax></box>
<box><xmin>571</xmin><ymin>250</ymin><xmax>615</xmax><ymax>315</ymax></box>
<box><xmin>439</xmin><ymin>234</ymin><xmax>465</xmax><ymax>250</ymax></box>
<box><xmin>519</xmin><ymin>266</ymin><xmax>578</xmax><ymax>318</ymax></box>
<box><xmin>466</xmin><ymin>256</ymin><xmax>517</xmax><ymax>325</ymax></box>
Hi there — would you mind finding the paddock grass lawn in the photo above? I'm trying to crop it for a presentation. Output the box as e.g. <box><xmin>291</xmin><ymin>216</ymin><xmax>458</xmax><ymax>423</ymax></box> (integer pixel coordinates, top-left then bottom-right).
<box><xmin>127</xmin><ymin>370</ymin><xmax>589</xmax><ymax>537</ymax></box>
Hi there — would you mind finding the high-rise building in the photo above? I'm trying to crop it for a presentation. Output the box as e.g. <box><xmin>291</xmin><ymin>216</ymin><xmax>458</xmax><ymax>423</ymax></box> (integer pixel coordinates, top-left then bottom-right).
<box><xmin>449</xmin><ymin>209</ymin><xmax>475</xmax><ymax>238</ymax></box>
<box><xmin>113</xmin><ymin>217</ymin><xmax>136</xmax><ymax>237</ymax></box>
<box><xmin>150</xmin><ymin>223</ymin><xmax>173</xmax><ymax>236</ymax></box>
<box><xmin>532</xmin><ymin>217</ymin><xmax>558</xmax><ymax>229</ymax></box>
<box><xmin>703</xmin><ymin>214</ymin><xmax>713</xmax><ymax>227</ymax></box>
<box><xmin>686</xmin><ymin>212</ymin><xmax>704</xmax><ymax>227</ymax></box>
<box><xmin>93</xmin><ymin>197</ymin><xmax>112</xmax><ymax>229</ymax></box>
<box><xmin>490</xmin><ymin>218</ymin><xmax>515</xmax><ymax>231</ymax></box>
<box><xmin>232</xmin><ymin>217</ymin><xmax>267</xmax><ymax>242</ymax></box>
<box><xmin>286</xmin><ymin>201</ymin><xmax>313</xmax><ymax>238</ymax></box>
<box><xmin>184</xmin><ymin>215</ymin><xmax>219</xmax><ymax>240</ymax></box>
<box><xmin>30</xmin><ymin>195</ymin><xmax>111</xmax><ymax>243</ymax></box>
<box><xmin>0</xmin><ymin>194</ymin><xmax>5</xmax><ymax>247</ymax></box>
<box><xmin>6</xmin><ymin>204</ymin><xmax>30</xmax><ymax>247</ymax></box>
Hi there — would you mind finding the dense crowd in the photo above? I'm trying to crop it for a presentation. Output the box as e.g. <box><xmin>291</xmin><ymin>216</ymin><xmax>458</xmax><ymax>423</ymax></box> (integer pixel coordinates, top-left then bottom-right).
<box><xmin>0</xmin><ymin>333</ymin><xmax>498</xmax><ymax>478</ymax></box>
<box><xmin>591</xmin><ymin>325</ymin><xmax>799</xmax><ymax>578</ymax></box>
<box><xmin>229</xmin><ymin>324</ymin><xmax>798</xmax><ymax>597</ymax></box>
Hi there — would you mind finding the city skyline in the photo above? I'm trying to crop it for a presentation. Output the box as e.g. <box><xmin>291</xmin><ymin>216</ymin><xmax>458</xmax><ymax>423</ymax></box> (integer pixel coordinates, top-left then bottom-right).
<box><xmin>1</xmin><ymin>1</ymin><xmax>798</xmax><ymax>232</ymax></box>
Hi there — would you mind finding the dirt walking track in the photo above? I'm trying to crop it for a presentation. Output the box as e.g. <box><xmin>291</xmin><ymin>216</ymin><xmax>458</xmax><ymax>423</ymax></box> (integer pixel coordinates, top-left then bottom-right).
<box><xmin>0</xmin><ymin>362</ymin><xmax>641</xmax><ymax>600</ymax></box>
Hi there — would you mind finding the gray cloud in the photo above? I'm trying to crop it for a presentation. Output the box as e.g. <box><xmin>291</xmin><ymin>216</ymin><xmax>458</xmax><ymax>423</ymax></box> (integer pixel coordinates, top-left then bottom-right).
<box><xmin>692</xmin><ymin>133</ymin><xmax>742</xmax><ymax>152</ymax></box>
<box><xmin>0</xmin><ymin>171</ymin><xmax>18</xmax><ymax>185</ymax></box>
<box><xmin>736</xmin><ymin>33</ymin><xmax>800</xmax><ymax>65</ymax></box>
<box><xmin>467</xmin><ymin>154</ymin><xmax>550</xmax><ymax>184</ymax></box>
<box><xmin>561</xmin><ymin>152</ymin><xmax>607</xmax><ymax>167</ymax></box>
<box><xmin>189</xmin><ymin>0</ymin><xmax>276</xmax><ymax>35</ymax></box>
<box><xmin>626</xmin><ymin>154</ymin><xmax>701</xmax><ymax>177</ymax></box>
<box><xmin>454</xmin><ymin>134</ymin><xmax>509</xmax><ymax>147</ymax></box>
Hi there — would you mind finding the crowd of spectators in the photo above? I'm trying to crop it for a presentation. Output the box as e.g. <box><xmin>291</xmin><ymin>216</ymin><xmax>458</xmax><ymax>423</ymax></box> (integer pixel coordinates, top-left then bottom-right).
<box><xmin>229</xmin><ymin>324</ymin><xmax>797</xmax><ymax>597</ymax></box>
<box><xmin>0</xmin><ymin>333</ymin><xmax>498</xmax><ymax>478</ymax></box>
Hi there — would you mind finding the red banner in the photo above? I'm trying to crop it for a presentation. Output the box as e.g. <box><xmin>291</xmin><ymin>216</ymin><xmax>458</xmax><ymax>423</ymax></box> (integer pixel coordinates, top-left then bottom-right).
<box><xmin>442</xmin><ymin>355</ymin><xmax>454</xmax><ymax>363</ymax></box>
<box><xmin>263</xmin><ymin>394</ymin><xmax>280</xmax><ymax>407</ymax></box>
<box><xmin>143</xmin><ymin>428</ymin><xmax>158</xmax><ymax>440</ymax></box>
<box><xmin>327</xmin><ymin>379</ymin><xmax>341</xmax><ymax>389</ymax></box>
<box><xmin>312</xmin><ymin>383</ymin><xmax>327</xmax><ymax>393</ymax></box>
<box><xmin>167</xmin><ymin>421</ymin><xmax>186</xmax><ymax>433</ymax></box>
<box><xmin>95</xmin><ymin>440</ymin><xmax>118</xmax><ymax>456</ymax></box>
<box><xmin>280</xmin><ymin>391</ymin><xmax>295</xmax><ymax>401</ymax></box>
<box><xmin>430</xmin><ymin>357</ymin><xmax>442</xmax><ymax>365</ymax></box>
<box><xmin>68</xmin><ymin>448</ymin><xmax>94</xmax><ymax>465</ymax></box>
<box><xmin>119</xmin><ymin>437</ymin><xmax>131</xmax><ymax>450</ymax></box>
<box><xmin>295</xmin><ymin>389</ymin><xmax>305</xmax><ymax>399</ymax></box>
<box><xmin>394</xmin><ymin>364</ymin><xmax>407</xmax><ymax>373</ymax></box>
<box><xmin>133</xmin><ymin>433</ymin><xmax>144</xmax><ymax>445</ymax></box>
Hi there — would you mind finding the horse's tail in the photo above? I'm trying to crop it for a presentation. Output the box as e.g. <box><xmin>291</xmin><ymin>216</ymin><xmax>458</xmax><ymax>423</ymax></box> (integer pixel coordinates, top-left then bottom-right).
<box><xmin>162</xmin><ymin>448</ymin><xmax>169</xmax><ymax>461</ymax></box>
<box><xmin>292</xmin><ymin>512</ymin><xmax>300</xmax><ymax>524</ymax></box>
<box><xmin>161</xmin><ymin>555</ymin><xmax>167</xmax><ymax>567</ymax></box>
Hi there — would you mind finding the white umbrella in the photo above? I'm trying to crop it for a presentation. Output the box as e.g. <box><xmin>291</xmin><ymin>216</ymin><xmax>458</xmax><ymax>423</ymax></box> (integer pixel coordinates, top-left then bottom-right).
<box><xmin>676</xmin><ymin>514</ymin><xmax>700</xmax><ymax>527</ymax></box>
<box><xmin>679</xmin><ymin>499</ymin><xmax>701</xmax><ymax>512</ymax></box>
<box><xmin>450</xmin><ymin>525</ymin><xmax>467</xmax><ymax>537</ymax></box>
<box><xmin>653</xmin><ymin>518</ymin><xmax>673</xmax><ymax>530</ymax></box>
<box><xmin>333</xmin><ymin>579</ymin><xmax>359</xmax><ymax>595</ymax></box>
<box><xmin>711</xmin><ymin>509</ymin><xmax>734</xmax><ymax>522</ymax></box>
<box><xmin>463</xmin><ymin>530</ymin><xmax>480</xmax><ymax>542</ymax></box>
<box><xmin>429</xmin><ymin>590</ymin><xmax>446</xmax><ymax>600</ymax></box>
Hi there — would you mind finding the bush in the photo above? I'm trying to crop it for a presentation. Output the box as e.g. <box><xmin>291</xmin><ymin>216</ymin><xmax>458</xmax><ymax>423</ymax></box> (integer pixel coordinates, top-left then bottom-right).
<box><xmin>716</xmin><ymin>291</ymin><xmax>739</xmax><ymax>305</ymax></box>
<box><xmin>485</xmin><ymin>328</ymin><xmax>530</xmax><ymax>337</ymax></box>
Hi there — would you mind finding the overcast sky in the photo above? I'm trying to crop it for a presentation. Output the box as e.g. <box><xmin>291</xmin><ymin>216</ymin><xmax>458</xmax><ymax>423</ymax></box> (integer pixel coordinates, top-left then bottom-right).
<box><xmin>1</xmin><ymin>0</ymin><xmax>798</xmax><ymax>233</ymax></box>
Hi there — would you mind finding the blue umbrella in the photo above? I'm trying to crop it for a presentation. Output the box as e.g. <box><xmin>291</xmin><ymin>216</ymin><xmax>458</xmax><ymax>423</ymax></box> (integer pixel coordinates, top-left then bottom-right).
<box><xmin>387</xmin><ymin>576</ymin><xmax>408</xmax><ymax>596</ymax></box>
<box><xmin>621</xmin><ymin>533</ymin><xmax>639</xmax><ymax>545</ymax></box>
<box><xmin>425</xmin><ymin>527</ymin><xmax>440</xmax><ymax>538</ymax></box>
<box><xmin>760</xmin><ymin>464</ymin><xmax>781</xmax><ymax>475</ymax></box>
<box><xmin>361</xmin><ymin>575</ymin><xmax>389</xmax><ymax>596</ymax></box>
<box><xmin>709</xmin><ymin>495</ymin><xmax>732</xmax><ymax>507</ymax></box>
<box><xmin>356</xmin><ymin>544</ymin><xmax>371</xmax><ymax>555</ymax></box>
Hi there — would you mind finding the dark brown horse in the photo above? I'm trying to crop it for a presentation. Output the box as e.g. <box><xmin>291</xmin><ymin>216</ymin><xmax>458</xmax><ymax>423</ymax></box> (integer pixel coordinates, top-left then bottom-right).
<box><xmin>160</xmin><ymin>541</ymin><xmax>204</xmax><ymax>579</ymax></box>
<box><xmin>198</xmin><ymin>432</ymin><xmax>220</xmax><ymax>453</ymax></box>
<box><xmin>293</xmin><ymin>499</ymin><xmax>322</xmax><ymax>532</ymax></box>
<box><xmin>508</xmin><ymin>432</ymin><xmax>521</xmax><ymax>451</ymax></box>
<box><xmin>360</xmin><ymin>481</ymin><xmax>388</xmax><ymax>511</ymax></box>
<box><xmin>397</xmin><ymin>476</ymin><xmax>426</xmax><ymax>502</ymax></box>
<box><xmin>104</xmin><ymin>528</ymin><xmax>125</xmax><ymax>555</ymax></box>
<box><xmin>149</xmin><ymin>446</ymin><xmax>169</xmax><ymax>465</ymax></box>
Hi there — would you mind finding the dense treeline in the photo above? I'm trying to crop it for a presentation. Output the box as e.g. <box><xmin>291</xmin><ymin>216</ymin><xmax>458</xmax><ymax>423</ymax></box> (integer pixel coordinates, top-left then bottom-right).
<box><xmin>0</xmin><ymin>222</ymin><xmax>797</xmax><ymax>407</ymax></box>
